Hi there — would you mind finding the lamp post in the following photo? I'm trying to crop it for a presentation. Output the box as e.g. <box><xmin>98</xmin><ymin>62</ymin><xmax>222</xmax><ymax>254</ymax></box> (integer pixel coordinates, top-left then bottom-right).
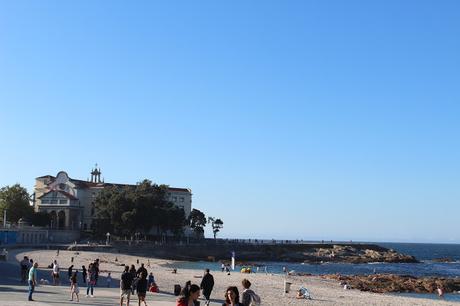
<box><xmin>2</xmin><ymin>209</ymin><xmax>6</xmax><ymax>228</ymax></box>
<box><xmin>106</xmin><ymin>232</ymin><xmax>111</xmax><ymax>245</ymax></box>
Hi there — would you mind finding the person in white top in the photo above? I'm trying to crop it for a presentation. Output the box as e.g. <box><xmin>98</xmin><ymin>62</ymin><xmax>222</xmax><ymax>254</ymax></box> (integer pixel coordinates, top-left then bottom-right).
<box><xmin>52</xmin><ymin>260</ymin><xmax>60</xmax><ymax>286</ymax></box>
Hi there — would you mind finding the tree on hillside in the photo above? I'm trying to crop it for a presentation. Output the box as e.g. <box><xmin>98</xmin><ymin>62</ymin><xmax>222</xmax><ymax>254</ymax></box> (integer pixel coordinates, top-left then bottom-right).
<box><xmin>0</xmin><ymin>184</ymin><xmax>33</xmax><ymax>223</ymax></box>
<box><xmin>208</xmin><ymin>217</ymin><xmax>224</xmax><ymax>240</ymax></box>
<box><xmin>188</xmin><ymin>208</ymin><xmax>207</xmax><ymax>239</ymax></box>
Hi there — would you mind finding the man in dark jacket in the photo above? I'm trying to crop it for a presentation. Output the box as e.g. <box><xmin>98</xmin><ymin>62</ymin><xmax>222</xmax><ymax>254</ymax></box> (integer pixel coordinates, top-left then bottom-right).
<box><xmin>200</xmin><ymin>269</ymin><xmax>215</xmax><ymax>305</ymax></box>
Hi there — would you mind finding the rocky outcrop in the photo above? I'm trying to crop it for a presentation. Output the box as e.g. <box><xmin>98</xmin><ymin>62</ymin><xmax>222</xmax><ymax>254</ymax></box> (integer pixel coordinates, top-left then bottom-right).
<box><xmin>323</xmin><ymin>274</ymin><xmax>460</xmax><ymax>293</ymax></box>
<box><xmin>113</xmin><ymin>242</ymin><xmax>417</xmax><ymax>264</ymax></box>
<box><xmin>299</xmin><ymin>245</ymin><xmax>417</xmax><ymax>264</ymax></box>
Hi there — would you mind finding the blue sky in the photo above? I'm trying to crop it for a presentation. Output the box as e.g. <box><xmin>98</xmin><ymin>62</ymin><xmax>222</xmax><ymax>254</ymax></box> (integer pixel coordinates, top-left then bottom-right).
<box><xmin>1</xmin><ymin>1</ymin><xmax>459</xmax><ymax>242</ymax></box>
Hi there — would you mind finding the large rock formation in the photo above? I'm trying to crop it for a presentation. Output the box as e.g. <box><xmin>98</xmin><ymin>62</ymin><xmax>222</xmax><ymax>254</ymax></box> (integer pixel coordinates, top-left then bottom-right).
<box><xmin>324</xmin><ymin>274</ymin><xmax>460</xmax><ymax>293</ymax></box>
<box><xmin>113</xmin><ymin>242</ymin><xmax>417</xmax><ymax>264</ymax></box>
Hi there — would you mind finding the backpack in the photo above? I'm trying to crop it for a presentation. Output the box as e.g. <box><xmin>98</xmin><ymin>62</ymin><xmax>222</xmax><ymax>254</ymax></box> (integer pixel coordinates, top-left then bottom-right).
<box><xmin>250</xmin><ymin>292</ymin><xmax>261</xmax><ymax>306</ymax></box>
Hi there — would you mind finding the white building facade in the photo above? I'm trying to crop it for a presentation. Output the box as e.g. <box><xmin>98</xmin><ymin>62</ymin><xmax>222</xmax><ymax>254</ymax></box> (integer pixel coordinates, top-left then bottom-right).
<box><xmin>33</xmin><ymin>169</ymin><xmax>193</xmax><ymax>232</ymax></box>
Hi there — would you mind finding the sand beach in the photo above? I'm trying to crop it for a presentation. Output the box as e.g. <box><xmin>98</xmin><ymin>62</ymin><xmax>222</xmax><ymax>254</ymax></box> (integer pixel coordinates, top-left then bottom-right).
<box><xmin>2</xmin><ymin>248</ymin><xmax>455</xmax><ymax>306</ymax></box>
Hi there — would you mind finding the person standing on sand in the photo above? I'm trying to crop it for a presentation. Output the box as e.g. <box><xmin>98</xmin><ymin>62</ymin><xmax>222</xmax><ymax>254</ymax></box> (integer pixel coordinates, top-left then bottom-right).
<box><xmin>28</xmin><ymin>262</ymin><xmax>38</xmax><ymax>301</ymax></box>
<box><xmin>129</xmin><ymin>264</ymin><xmax>137</xmax><ymax>294</ymax></box>
<box><xmin>437</xmin><ymin>286</ymin><xmax>444</xmax><ymax>299</ymax></box>
<box><xmin>177</xmin><ymin>283</ymin><xmax>200</xmax><ymax>306</ymax></box>
<box><xmin>86</xmin><ymin>263</ymin><xmax>95</xmax><ymax>297</ymax></box>
<box><xmin>93</xmin><ymin>259</ymin><xmax>100</xmax><ymax>286</ymax></box>
<box><xmin>120</xmin><ymin>265</ymin><xmax>134</xmax><ymax>306</ymax></box>
<box><xmin>222</xmin><ymin>286</ymin><xmax>243</xmax><ymax>306</ymax></box>
<box><xmin>68</xmin><ymin>265</ymin><xmax>74</xmax><ymax>282</ymax></box>
<box><xmin>52</xmin><ymin>260</ymin><xmax>60</xmax><ymax>285</ymax></box>
<box><xmin>200</xmin><ymin>269</ymin><xmax>215</xmax><ymax>305</ymax></box>
<box><xmin>20</xmin><ymin>256</ymin><xmax>29</xmax><ymax>283</ymax></box>
<box><xmin>81</xmin><ymin>265</ymin><xmax>87</xmax><ymax>284</ymax></box>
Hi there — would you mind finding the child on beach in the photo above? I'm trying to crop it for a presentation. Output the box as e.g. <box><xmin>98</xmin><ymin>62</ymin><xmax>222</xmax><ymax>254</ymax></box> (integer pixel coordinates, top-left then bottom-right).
<box><xmin>241</xmin><ymin>279</ymin><xmax>261</xmax><ymax>306</ymax></box>
<box><xmin>107</xmin><ymin>272</ymin><xmax>112</xmax><ymax>288</ymax></box>
<box><xmin>70</xmin><ymin>272</ymin><xmax>80</xmax><ymax>302</ymax></box>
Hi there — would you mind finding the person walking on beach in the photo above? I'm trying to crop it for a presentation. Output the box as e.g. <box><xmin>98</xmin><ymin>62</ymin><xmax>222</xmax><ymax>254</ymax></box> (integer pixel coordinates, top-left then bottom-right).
<box><xmin>81</xmin><ymin>265</ymin><xmax>87</xmax><ymax>284</ymax></box>
<box><xmin>28</xmin><ymin>262</ymin><xmax>38</xmax><ymax>301</ymax></box>
<box><xmin>120</xmin><ymin>265</ymin><xmax>134</xmax><ymax>306</ymax></box>
<box><xmin>177</xmin><ymin>283</ymin><xmax>200</xmax><ymax>306</ymax></box>
<box><xmin>136</xmin><ymin>271</ymin><xmax>148</xmax><ymax>306</ymax></box>
<box><xmin>241</xmin><ymin>279</ymin><xmax>261</xmax><ymax>306</ymax></box>
<box><xmin>52</xmin><ymin>260</ymin><xmax>60</xmax><ymax>285</ymax></box>
<box><xmin>129</xmin><ymin>264</ymin><xmax>137</xmax><ymax>294</ymax></box>
<box><xmin>222</xmin><ymin>286</ymin><xmax>243</xmax><ymax>306</ymax></box>
<box><xmin>70</xmin><ymin>272</ymin><xmax>80</xmax><ymax>302</ymax></box>
<box><xmin>200</xmin><ymin>269</ymin><xmax>215</xmax><ymax>305</ymax></box>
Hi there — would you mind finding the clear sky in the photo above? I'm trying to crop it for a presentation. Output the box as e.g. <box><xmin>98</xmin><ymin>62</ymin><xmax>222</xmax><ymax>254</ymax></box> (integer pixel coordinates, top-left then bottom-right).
<box><xmin>1</xmin><ymin>1</ymin><xmax>459</xmax><ymax>243</ymax></box>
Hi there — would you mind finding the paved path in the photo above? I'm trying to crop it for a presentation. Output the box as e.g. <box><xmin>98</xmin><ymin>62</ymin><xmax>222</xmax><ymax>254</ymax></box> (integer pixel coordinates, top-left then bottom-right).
<box><xmin>0</xmin><ymin>253</ymin><xmax>221</xmax><ymax>306</ymax></box>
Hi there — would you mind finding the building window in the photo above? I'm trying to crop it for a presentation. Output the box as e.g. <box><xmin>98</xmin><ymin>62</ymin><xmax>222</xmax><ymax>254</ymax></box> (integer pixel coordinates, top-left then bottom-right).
<box><xmin>59</xmin><ymin>199</ymin><xmax>68</xmax><ymax>204</ymax></box>
<box><xmin>172</xmin><ymin>197</ymin><xmax>177</xmax><ymax>202</ymax></box>
<box><xmin>50</xmin><ymin>199</ymin><xmax>58</xmax><ymax>204</ymax></box>
<box><xmin>180</xmin><ymin>197</ymin><xmax>184</xmax><ymax>202</ymax></box>
<box><xmin>41</xmin><ymin>199</ymin><xmax>49</xmax><ymax>204</ymax></box>
<box><xmin>91</xmin><ymin>208</ymin><xmax>95</xmax><ymax>216</ymax></box>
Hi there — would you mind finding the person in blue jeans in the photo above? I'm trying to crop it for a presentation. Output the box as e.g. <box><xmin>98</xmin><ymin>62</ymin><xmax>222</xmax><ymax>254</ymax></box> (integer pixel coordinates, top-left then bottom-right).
<box><xmin>28</xmin><ymin>262</ymin><xmax>38</xmax><ymax>301</ymax></box>
<box><xmin>86</xmin><ymin>263</ymin><xmax>96</xmax><ymax>297</ymax></box>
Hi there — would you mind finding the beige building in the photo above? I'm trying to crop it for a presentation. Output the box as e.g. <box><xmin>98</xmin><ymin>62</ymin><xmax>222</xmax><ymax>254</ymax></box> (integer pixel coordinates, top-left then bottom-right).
<box><xmin>33</xmin><ymin>168</ymin><xmax>192</xmax><ymax>232</ymax></box>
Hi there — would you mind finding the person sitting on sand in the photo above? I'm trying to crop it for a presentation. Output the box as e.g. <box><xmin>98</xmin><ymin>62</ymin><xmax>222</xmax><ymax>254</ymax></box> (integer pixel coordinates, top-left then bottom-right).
<box><xmin>148</xmin><ymin>272</ymin><xmax>155</xmax><ymax>288</ymax></box>
<box><xmin>177</xmin><ymin>283</ymin><xmax>200</xmax><ymax>306</ymax></box>
<box><xmin>222</xmin><ymin>286</ymin><xmax>243</xmax><ymax>306</ymax></box>
<box><xmin>295</xmin><ymin>287</ymin><xmax>311</xmax><ymax>300</ymax></box>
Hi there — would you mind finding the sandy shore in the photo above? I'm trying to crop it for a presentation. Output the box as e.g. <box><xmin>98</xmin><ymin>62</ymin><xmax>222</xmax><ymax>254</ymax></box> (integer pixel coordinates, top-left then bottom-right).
<box><xmin>14</xmin><ymin>249</ymin><xmax>457</xmax><ymax>306</ymax></box>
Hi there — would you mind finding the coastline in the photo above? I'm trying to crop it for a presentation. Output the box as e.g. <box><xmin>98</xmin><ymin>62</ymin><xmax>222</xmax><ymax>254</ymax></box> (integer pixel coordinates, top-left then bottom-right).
<box><xmin>9</xmin><ymin>248</ymin><xmax>458</xmax><ymax>305</ymax></box>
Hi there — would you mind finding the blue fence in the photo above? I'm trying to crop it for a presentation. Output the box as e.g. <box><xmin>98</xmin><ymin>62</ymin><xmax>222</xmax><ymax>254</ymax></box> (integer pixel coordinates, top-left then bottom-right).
<box><xmin>0</xmin><ymin>231</ymin><xmax>17</xmax><ymax>245</ymax></box>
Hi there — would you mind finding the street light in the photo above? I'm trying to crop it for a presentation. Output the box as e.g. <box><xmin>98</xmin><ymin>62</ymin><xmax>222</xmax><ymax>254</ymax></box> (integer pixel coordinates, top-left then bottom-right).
<box><xmin>106</xmin><ymin>232</ymin><xmax>111</xmax><ymax>245</ymax></box>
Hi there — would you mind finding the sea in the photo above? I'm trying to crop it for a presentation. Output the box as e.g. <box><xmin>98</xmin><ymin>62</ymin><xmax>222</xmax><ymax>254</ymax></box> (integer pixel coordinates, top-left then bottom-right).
<box><xmin>164</xmin><ymin>242</ymin><xmax>460</xmax><ymax>303</ymax></box>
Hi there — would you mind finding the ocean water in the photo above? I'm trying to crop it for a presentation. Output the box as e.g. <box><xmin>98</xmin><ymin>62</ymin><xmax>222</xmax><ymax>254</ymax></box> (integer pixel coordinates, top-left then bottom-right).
<box><xmin>163</xmin><ymin>242</ymin><xmax>460</xmax><ymax>303</ymax></box>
